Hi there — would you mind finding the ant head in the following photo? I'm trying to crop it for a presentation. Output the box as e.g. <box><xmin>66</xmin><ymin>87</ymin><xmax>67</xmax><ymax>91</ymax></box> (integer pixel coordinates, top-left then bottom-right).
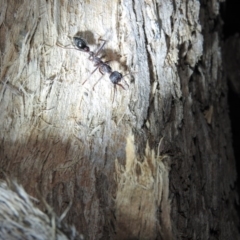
<box><xmin>73</xmin><ymin>37</ymin><xmax>89</xmax><ymax>52</ymax></box>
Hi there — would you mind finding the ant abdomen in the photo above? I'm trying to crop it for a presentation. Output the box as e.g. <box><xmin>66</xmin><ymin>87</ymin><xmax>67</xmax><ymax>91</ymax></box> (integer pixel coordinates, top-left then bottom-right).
<box><xmin>110</xmin><ymin>71</ymin><xmax>123</xmax><ymax>84</ymax></box>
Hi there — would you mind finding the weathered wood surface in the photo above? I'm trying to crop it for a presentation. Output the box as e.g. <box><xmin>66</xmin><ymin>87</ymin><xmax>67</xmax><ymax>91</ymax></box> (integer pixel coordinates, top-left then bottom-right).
<box><xmin>0</xmin><ymin>0</ymin><xmax>239</xmax><ymax>239</ymax></box>
<box><xmin>0</xmin><ymin>179</ymin><xmax>84</xmax><ymax>239</ymax></box>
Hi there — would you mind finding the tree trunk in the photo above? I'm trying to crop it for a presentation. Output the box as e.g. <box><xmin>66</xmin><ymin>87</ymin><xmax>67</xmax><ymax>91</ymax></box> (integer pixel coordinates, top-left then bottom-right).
<box><xmin>0</xmin><ymin>0</ymin><xmax>239</xmax><ymax>239</ymax></box>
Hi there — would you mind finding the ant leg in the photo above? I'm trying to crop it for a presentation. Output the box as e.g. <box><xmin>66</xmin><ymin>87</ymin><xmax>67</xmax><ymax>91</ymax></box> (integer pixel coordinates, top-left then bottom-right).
<box><xmin>120</xmin><ymin>71</ymin><xmax>137</xmax><ymax>88</ymax></box>
<box><xmin>112</xmin><ymin>83</ymin><xmax>125</xmax><ymax>102</ymax></box>
<box><xmin>112</xmin><ymin>85</ymin><xmax>117</xmax><ymax>103</ymax></box>
<box><xmin>121</xmin><ymin>73</ymin><xmax>132</xmax><ymax>88</ymax></box>
<box><xmin>82</xmin><ymin>66</ymin><xmax>99</xmax><ymax>85</ymax></box>
<box><xmin>122</xmin><ymin>78</ymin><xmax>129</xmax><ymax>88</ymax></box>
<box><xmin>95</xmin><ymin>38</ymin><xmax>107</xmax><ymax>56</ymax></box>
<box><xmin>92</xmin><ymin>74</ymin><xmax>105</xmax><ymax>90</ymax></box>
<box><xmin>116</xmin><ymin>83</ymin><xmax>126</xmax><ymax>90</ymax></box>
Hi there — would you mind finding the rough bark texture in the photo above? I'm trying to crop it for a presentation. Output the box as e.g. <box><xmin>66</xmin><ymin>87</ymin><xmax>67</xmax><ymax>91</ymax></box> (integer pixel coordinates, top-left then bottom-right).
<box><xmin>0</xmin><ymin>0</ymin><xmax>239</xmax><ymax>239</ymax></box>
<box><xmin>0</xmin><ymin>179</ymin><xmax>84</xmax><ymax>239</ymax></box>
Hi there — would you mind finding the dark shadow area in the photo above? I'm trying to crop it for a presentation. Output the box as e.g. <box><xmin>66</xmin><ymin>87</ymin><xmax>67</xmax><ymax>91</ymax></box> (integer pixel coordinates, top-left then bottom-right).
<box><xmin>222</xmin><ymin>0</ymin><xmax>240</xmax><ymax>38</ymax></box>
<box><xmin>0</xmin><ymin>137</ymin><xmax>117</xmax><ymax>239</ymax></box>
<box><xmin>228</xmin><ymin>84</ymin><xmax>240</xmax><ymax>176</ymax></box>
<box><xmin>221</xmin><ymin>0</ymin><xmax>240</xmax><ymax>219</ymax></box>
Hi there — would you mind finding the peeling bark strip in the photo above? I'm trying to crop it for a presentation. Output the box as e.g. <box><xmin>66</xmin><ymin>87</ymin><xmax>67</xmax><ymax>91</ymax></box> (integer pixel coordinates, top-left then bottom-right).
<box><xmin>115</xmin><ymin>134</ymin><xmax>171</xmax><ymax>239</ymax></box>
<box><xmin>0</xmin><ymin>0</ymin><xmax>239</xmax><ymax>239</ymax></box>
<box><xmin>0</xmin><ymin>179</ymin><xmax>84</xmax><ymax>239</ymax></box>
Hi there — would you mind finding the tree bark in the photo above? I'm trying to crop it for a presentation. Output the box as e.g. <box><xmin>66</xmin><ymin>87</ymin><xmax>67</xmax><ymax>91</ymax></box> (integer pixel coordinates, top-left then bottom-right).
<box><xmin>0</xmin><ymin>0</ymin><xmax>239</xmax><ymax>239</ymax></box>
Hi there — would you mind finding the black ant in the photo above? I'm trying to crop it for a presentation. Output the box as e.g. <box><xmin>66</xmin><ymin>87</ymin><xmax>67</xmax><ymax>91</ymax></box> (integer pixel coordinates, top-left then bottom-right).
<box><xmin>59</xmin><ymin>36</ymin><xmax>129</xmax><ymax>102</ymax></box>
